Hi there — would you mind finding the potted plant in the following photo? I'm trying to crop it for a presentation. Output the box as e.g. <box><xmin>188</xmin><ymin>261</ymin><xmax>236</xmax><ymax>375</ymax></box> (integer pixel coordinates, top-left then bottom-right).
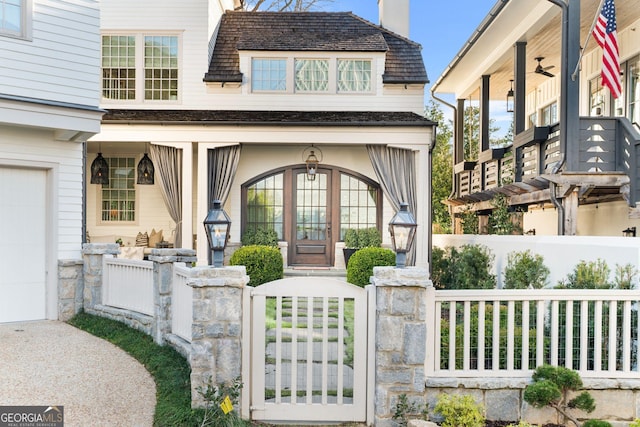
<box><xmin>342</xmin><ymin>227</ymin><xmax>381</xmax><ymax>267</ymax></box>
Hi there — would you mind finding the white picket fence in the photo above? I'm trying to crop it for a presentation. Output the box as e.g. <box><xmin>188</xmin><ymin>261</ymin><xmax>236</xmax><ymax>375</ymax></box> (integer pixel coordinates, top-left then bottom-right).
<box><xmin>427</xmin><ymin>288</ymin><xmax>640</xmax><ymax>379</ymax></box>
<box><xmin>172</xmin><ymin>263</ymin><xmax>193</xmax><ymax>342</ymax></box>
<box><xmin>102</xmin><ymin>256</ymin><xmax>154</xmax><ymax>315</ymax></box>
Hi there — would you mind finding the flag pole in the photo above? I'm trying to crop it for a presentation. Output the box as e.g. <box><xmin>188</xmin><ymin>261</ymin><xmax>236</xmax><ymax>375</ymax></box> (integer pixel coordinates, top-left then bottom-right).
<box><xmin>571</xmin><ymin>0</ymin><xmax>606</xmax><ymax>81</ymax></box>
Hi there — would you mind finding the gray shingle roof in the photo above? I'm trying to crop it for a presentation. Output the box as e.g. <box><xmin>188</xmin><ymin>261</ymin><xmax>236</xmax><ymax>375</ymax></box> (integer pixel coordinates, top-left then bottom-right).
<box><xmin>101</xmin><ymin>109</ymin><xmax>435</xmax><ymax>126</ymax></box>
<box><xmin>204</xmin><ymin>11</ymin><xmax>428</xmax><ymax>84</ymax></box>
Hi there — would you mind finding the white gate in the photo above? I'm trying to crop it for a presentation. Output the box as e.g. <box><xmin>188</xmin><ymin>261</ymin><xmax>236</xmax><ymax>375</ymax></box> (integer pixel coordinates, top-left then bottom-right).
<box><xmin>249</xmin><ymin>277</ymin><xmax>372</xmax><ymax>424</ymax></box>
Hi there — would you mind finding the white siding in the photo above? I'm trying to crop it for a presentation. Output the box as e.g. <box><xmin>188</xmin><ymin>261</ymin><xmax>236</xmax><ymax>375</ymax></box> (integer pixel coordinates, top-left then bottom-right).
<box><xmin>0</xmin><ymin>0</ymin><xmax>100</xmax><ymax>108</ymax></box>
<box><xmin>1</xmin><ymin>125</ymin><xmax>84</xmax><ymax>259</ymax></box>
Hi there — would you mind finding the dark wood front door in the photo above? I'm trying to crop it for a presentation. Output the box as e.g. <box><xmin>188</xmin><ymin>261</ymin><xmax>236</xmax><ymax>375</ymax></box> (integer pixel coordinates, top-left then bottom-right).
<box><xmin>291</xmin><ymin>170</ymin><xmax>332</xmax><ymax>266</ymax></box>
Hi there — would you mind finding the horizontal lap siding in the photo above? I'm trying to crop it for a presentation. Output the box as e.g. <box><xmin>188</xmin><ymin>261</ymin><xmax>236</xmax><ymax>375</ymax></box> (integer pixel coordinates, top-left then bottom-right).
<box><xmin>0</xmin><ymin>0</ymin><xmax>100</xmax><ymax>107</ymax></box>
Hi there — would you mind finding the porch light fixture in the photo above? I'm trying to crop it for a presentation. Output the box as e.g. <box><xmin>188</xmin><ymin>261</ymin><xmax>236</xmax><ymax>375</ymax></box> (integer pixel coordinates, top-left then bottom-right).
<box><xmin>90</xmin><ymin>152</ymin><xmax>109</xmax><ymax>185</ymax></box>
<box><xmin>388</xmin><ymin>202</ymin><xmax>417</xmax><ymax>269</ymax></box>
<box><xmin>623</xmin><ymin>226</ymin><xmax>637</xmax><ymax>237</ymax></box>
<box><xmin>137</xmin><ymin>145</ymin><xmax>155</xmax><ymax>185</ymax></box>
<box><xmin>303</xmin><ymin>145</ymin><xmax>322</xmax><ymax>181</ymax></box>
<box><xmin>203</xmin><ymin>199</ymin><xmax>231</xmax><ymax>267</ymax></box>
<box><xmin>506</xmin><ymin>80</ymin><xmax>514</xmax><ymax>113</ymax></box>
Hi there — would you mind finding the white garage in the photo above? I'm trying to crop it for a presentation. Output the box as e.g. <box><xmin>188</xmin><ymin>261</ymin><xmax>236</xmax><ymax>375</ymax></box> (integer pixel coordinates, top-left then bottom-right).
<box><xmin>0</xmin><ymin>167</ymin><xmax>48</xmax><ymax>323</ymax></box>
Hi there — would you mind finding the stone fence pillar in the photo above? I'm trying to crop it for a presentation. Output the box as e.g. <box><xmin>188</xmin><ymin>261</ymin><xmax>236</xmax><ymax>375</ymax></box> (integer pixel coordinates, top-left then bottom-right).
<box><xmin>82</xmin><ymin>243</ymin><xmax>120</xmax><ymax>312</ymax></box>
<box><xmin>372</xmin><ymin>266</ymin><xmax>432</xmax><ymax>427</ymax></box>
<box><xmin>149</xmin><ymin>249</ymin><xmax>197</xmax><ymax>345</ymax></box>
<box><xmin>57</xmin><ymin>259</ymin><xmax>84</xmax><ymax>321</ymax></box>
<box><xmin>188</xmin><ymin>266</ymin><xmax>249</xmax><ymax>409</ymax></box>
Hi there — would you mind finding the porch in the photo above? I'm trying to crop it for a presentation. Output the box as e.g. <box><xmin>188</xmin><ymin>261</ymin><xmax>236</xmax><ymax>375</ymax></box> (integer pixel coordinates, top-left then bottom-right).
<box><xmin>447</xmin><ymin>117</ymin><xmax>640</xmax><ymax>232</ymax></box>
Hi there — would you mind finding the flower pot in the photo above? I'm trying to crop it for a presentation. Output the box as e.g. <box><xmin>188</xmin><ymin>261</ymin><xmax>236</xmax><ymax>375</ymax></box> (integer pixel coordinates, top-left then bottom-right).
<box><xmin>343</xmin><ymin>248</ymin><xmax>358</xmax><ymax>267</ymax></box>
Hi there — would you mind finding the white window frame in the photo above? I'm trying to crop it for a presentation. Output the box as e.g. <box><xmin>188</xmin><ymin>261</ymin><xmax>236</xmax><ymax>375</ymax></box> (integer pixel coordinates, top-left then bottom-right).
<box><xmin>294</xmin><ymin>58</ymin><xmax>330</xmax><ymax>93</ymax></box>
<box><xmin>101</xmin><ymin>32</ymin><xmax>182</xmax><ymax>104</ymax></box>
<box><xmin>337</xmin><ymin>58</ymin><xmax>373</xmax><ymax>93</ymax></box>
<box><xmin>0</xmin><ymin>0</ymin><xmax>32</xmax><ymax>40</ymax></box>
<box><xmin>251</xmin><ymin>57</ymin><xmax>288</xmax><ymax>92</ymax></box>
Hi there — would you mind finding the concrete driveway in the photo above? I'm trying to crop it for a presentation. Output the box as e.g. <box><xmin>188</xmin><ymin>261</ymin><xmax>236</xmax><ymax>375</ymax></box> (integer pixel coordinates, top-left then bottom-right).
<box><xmin>0</xmin><ymin>321</ymin><xmax>155</xmax><ymax>427</ymax></box>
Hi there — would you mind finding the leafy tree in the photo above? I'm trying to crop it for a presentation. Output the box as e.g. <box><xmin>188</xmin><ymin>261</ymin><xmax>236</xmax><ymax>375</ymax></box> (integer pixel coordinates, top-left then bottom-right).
<box><xmin>462</xmin><ymin>105</ymin><xmax>505</xmax><ymax>161</ymax></box>
<box><xmin>241</xmin><ymin>0</ymin><xmax>335</xmax><ymax>11</ymax></box>
<box><xmin>503</xmin><ymin>250</ymin><xmax>549</xmax><ymax>289</ymax></box>
<box><xmin>460</xmin><ymin>206</ymin><xmax>478</xmax><ymax>235</ymax></box>
<box><xmin>425</xmin><ymin>101</ymin><xmax>453</xmax><ymax>233</ymax></box>
<box><xmin>488</xmin><ymin>193</ymin><xmax>521</xmax><ymax>235</ymax></box>
<box><xmin>523</xmin><ymin>365</ymin><xmax>595</xmax><ymax>427</ymax></box>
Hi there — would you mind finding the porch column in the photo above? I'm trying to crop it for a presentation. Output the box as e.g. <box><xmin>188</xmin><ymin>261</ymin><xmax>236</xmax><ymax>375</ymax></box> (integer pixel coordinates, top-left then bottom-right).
<box><xmin>562</xmin><ymin>188</ymin><xmax>579</xmax><ymax>235</ymax></box>
<box><xmin>372</xmin><ymin>266</ymin><xmax>431</xmax><ymax>427</ymax></box>
<box><xmin>415</xmin><ymin>146</ymin><xmax>429</xmax><ymax>268</ymax></box>
<box><xmin>455</xmin><ymin>98</ymin><xmax>465</xmax><ymax>163</ymax></box>
<box><xmin>514</xmin><ymin>41</ymin><xmax>527</xmax><ymax>134</ymax></box>
<box><xmin>564</xmin><ymin>0</ymin><xmax>581</xmax><ymax>171</ymax></box>
<box><xmin>480</xmin><ymin>75</ymin><xmax>490</xmax><ymax>153</ymax></box>
<box><xmin>188</xmin><ymin>266</ymin><xmax>250</xmax><ymax>411</ymax></box>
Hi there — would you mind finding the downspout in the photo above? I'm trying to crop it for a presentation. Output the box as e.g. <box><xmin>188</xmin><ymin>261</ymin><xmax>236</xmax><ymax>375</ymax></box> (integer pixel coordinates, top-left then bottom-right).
<box><xmin>546</xmin><ymin>0</ymin><xmax>569</xmax><ymax>235</ymax></box>
<box><xmin>426</xmin><ymin>124</ymin><xmax>438</xmax><ymax>275</ymax></box>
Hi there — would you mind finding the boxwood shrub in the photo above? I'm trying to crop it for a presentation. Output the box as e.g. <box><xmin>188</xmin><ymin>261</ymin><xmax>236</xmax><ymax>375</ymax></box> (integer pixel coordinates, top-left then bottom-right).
<box><xmin>346</xmin><ymin>247</ymin><xmax>395</xmax><ymax>287</ymax></box>
<box><xmin>230</xmin><ymin>245</ymin><xmax>283</xmax><ymax>286</ymax></box>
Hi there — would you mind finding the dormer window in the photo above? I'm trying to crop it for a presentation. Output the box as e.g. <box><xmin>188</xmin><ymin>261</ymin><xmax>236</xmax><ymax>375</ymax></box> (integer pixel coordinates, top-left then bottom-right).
<box><xmin>251</xmin><ymin>58</ymin><xmax>286</xmax><ymax>91</ymax></box>
<box><xmin>338</xmin><ymin>59</ymin><xmax>371</xmax><ymax>92</ymax></box>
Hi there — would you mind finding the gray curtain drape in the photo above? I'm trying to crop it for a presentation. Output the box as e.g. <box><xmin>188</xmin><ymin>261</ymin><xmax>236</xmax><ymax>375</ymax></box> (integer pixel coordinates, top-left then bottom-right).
<box><xmin>366</xmin><ymin>145</ymin><xmax>418</xmax><ymax>266</ymax></box>
<box><xmin>150</xmin><ymin>144</ymin><xmax>183</xmax><ymax>248</ymax></box>
<box><xmin>207</xmin><ymin>145</ymin><xmax>241</xmax><ymax>208</ymax></box>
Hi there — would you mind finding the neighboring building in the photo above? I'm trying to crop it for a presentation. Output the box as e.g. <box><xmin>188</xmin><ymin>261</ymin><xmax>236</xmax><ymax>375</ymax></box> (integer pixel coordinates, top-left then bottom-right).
<box><xmin>89</xmin><ymin>0</ymin><xmax>435</xmax><ymax>267</ymax></box>
<box><xmin>432</xmin><ymin>0</ymin><xmax>640</xmax><ymax>236</ymax></box>
<box><xmin>0</xmin><ymin>0</ymin><xmax>103</xmax><ymax>322</ymax></box>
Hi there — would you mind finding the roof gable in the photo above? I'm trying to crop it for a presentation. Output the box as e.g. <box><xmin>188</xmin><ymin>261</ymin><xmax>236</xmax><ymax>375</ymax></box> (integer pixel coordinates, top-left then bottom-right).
<box><xmin>205</xmin><ymin>11</ymin><xmax>428</xmax><ymax>84</ymax></box>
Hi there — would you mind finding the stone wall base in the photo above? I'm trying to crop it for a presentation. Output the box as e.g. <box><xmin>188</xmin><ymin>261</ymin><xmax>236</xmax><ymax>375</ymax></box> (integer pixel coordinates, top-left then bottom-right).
<box><xmin>87</xmin><ymin>305</ymin><xmax>153</xmax><ymax>336</ymax></box>
<box><xmin>425</xmin><ymin>378</ymin><xmax>640</xmax><ymax>425</ymax></box>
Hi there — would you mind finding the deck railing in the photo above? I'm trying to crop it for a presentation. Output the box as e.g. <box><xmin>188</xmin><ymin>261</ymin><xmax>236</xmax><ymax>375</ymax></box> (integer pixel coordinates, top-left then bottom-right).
<box><xmin>171</xmin><ymin>263</ymin><xmax>193</xmax><ymax>342</ymax></box>
<box><xmin>426</xmin><ymin>288</ymin><xmax>640</xmax><ymax>379</ymax></box>
<box><xmin>102</xmin><ymin>256</ymin><xmax>154</xmax><ymax>315</ymax></box>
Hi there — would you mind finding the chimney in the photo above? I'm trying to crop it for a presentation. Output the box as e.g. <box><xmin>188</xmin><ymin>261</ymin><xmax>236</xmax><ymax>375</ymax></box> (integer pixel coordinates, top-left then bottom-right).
<box><xmin>378</xmin><ymin>0</ymin><xmax>410</xmax><ymax>38</ymax></box>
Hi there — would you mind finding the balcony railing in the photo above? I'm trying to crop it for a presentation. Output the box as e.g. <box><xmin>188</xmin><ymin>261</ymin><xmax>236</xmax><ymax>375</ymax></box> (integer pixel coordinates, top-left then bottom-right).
<box><xmin>452</xmin><ymin>117</ymin><xmax>640</xmax><ymax>204</ymax></box>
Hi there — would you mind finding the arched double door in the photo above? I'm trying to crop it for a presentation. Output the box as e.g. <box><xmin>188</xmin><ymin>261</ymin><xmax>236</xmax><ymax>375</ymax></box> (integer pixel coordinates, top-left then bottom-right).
<box><xmin>242</xmin><ymin>165</ymin><xmax>381</xmax><ymax>266</ymax></box>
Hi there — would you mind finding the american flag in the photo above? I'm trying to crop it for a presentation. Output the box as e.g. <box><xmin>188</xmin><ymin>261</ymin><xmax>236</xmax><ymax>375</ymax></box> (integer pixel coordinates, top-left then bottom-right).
<box><xmin>592</xmin><ymin>0</ymin><xmax>622</xmax><ymax>98</ymax></box>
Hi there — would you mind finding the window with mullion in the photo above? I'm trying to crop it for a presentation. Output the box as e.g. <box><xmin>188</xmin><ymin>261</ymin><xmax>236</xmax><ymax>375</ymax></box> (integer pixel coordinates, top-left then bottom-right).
<box><xmin>144</xmin><ymin>35</ymin><xmax>178</xmax><ymax>100</ymax></box>
<box><xmin>102</xmin><ymin>35</ymin><xmax>136</xmax><ymax>100</ymax></box>
<box><xmin>252</xmin><ymin>58</ymin><xmax>286</xmax><ymax>91</ymax></box>
<box><xmin>337</xmin><ymin>59</ymin><xmax>371</xmax><ymax>92</ymax></box>
<box><xmin>339</xmin><ymin>173</ymin><xmax>378</xmax><ymax>239</ymax></box>
<box><xmin>295</xmin><ymin>59</ymin><xmax>329</xmax><ymax>92</ymax></box>
<box><xmin>1</xmin><ymin>0</ymin><xmax>23</xmax><ymax>37</ymax></box>
<box><xmin>101</xmin><ymin>157</ymin><xmax>136</xmax><ymax>222</ymax></box>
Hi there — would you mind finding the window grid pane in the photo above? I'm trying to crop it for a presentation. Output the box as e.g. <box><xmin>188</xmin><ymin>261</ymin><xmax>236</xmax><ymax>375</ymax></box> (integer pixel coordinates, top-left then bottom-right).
<box><xmin>246</xmin><ymin>173</ymin><xmax>284</xmax><ymax>239</ymax></box>
<box><xmin>296</xmin><ymin>174</ymin><xmax>327</xmax><ymax>241</ymax></box>
<box><xmin>295</xmin><ymin>59</ymin><xmax>329</xmax><ymax>92</ymax></box>
<box><xmin>1</xmin><ymin>0</ymin><xmax>22</xmax><ymax>34</ymax></box>
<box><xmin>101</xmin><ymin>157</ymin><xmax>136</xmax><ymax>222</ymax></box>
<box><xmin>144</xmin><ymin>36</ymin><xmax>178</xmax><ymax>100</ymax></box>
<box><xmin>339</xmin><ymin>173</ymin><xmax>378</xmax><ymax>239</ymax></box>
<box><xmin>252</xmin><ymin>58</ymin><xmax>286</xmax><ymax>91</ymax></box>
<box><xmin>338</xmin><ymin>59</ymin><xmax>371</xmax><ymax>92</ymax></box>
<box><xmin>102</xmin><ymin>35</ymin><xmax>136</xmax><ymax>100</ymax></box>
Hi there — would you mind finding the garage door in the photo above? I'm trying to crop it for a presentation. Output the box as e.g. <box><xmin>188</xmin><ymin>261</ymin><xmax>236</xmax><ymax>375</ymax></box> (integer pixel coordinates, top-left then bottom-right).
<box><xmin>0</xmin><ymin>167</ymin><xmax>47</xmax><ymax>323</ymax></box>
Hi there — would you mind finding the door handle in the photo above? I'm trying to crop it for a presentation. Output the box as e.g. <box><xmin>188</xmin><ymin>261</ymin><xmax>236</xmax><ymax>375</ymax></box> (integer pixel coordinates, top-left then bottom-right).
<box><xmin>327</xmin><ymin>223</ymin><xmax>331</xmax><ymax>238</ymax></box>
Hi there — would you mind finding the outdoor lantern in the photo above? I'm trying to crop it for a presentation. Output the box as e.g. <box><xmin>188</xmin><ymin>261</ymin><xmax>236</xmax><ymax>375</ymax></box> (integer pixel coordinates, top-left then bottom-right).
<box><xmin>137</xmin><ymin>152</ymin><xmax>155</xmax><ymax>185</ymax></box>
<box><xmin>90</xmin><ymin>152</ymin><xmax>109</xmax><ymax>185</ymax></box>
<box><xmin>506</xmin><ymin>80</ymin><xmax>514</xmax><ymax>113</ymax></box>
<box><xmin>203</xmin><ymin>199</ymin><xmax>231</xmax><ymax>267</ymax></box>
<box><xmin>623</xmin><ymin>226</ymin><xmax>637</xmax><ymax>237</ymax></box>
<box><xmin>388</xmin><ymin>202</ymin><xmax>417</xmax><ymax>268</ymax></box>
<box><xmin>305</xmin><ymin>150</ymin><xmax>319</xmax><ymax>181</ymax></box>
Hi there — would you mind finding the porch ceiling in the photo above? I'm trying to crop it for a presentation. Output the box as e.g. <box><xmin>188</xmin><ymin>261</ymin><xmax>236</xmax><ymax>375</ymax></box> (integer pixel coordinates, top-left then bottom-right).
<box><xmin>435</xmin><ymin>0</ymin><xmax>640</xmax><ymax>101</ymax></box>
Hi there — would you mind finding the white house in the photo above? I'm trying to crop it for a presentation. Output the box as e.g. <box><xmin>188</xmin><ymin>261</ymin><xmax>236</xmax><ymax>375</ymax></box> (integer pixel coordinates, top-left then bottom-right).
<box><xmin>88</xmin><ymin>0</ymin><xmax>435</xmax><ymax>267</ymax></box>
<box><xmin>0</xmin><ymin>0</ymin><xmax>103</xmax><ymax>322</ymax></box>
<box><xmin>432</xmin><ymin>0</ymin><xmax>640</xmax><ymax>237</ymax></box>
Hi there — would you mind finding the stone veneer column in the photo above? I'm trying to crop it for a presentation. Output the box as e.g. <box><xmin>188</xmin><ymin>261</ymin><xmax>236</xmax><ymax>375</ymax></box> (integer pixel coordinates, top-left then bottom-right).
<box><xmin>57</xmin><ymin>259</ymin><xmax>84</xmax><ymax>321</ymax></box>
<box><xmin>188</xmin><ymin>266</ymin><xmax>249</xmax><ymax>409</ymax></box>
<box><xmin>372</xmin><ymin>266</ymin><xmax>432</xmax><ymax>427</ymax></box>
<box><xmin>148</xmin><ymin>248</ymin><xmax>197</xmax><ymax>345</ymax></box>
<box><xmin>82</xmin><ymin>243</ymin><xmax>120</xmax><ymax>312</ymax></box>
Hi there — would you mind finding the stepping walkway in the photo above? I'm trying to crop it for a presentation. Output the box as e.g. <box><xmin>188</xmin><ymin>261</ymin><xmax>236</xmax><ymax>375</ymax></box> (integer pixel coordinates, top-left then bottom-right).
<box><xmin>0</xmin><ymin>321</ymin><xmax>155</xmax><ymax>427</ymax></box>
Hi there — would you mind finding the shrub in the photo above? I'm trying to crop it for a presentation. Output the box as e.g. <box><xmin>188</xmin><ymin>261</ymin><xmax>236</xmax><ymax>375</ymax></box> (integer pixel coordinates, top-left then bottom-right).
<box><xmin>230</xmin><ymin>245</ymin><xmax>283</xmax><ymax>286</ymax></box>
<box><xmin>583</xmin><ymin>421</ymin><xmax>612</xmax><ymax>427</ymax></box>
<box><xmin>430</xmin><ymin>246</ymin><xmax>450</xmax><ymax>289</ymax></box>
<box><xmin>343</xmin><ymin>227</ymin><xmax>381</xmax><ymax>249</ymax></box>
<box><xmin>488</xmin><ymin>193</ymin><xmax>521</xmax><ymax>235</ymax></box>
<box><xmin>346</xmin><ymin>247</ymin><xmax>395</xmax><ymax>287</ymax></box>
<box><xmin>240</xmin><ymin>227</ymin><xmax>278</xmax><ymax>247</ymax></box>
<box><xmin>430</xmin><ymin>245</ymin><xmax>496</xmax><ymax>290</ymax></box>
<box><xmin>557</xmin><ymin>259</ymin><xmax>611</xmax><ymax>289</ymax></box>
<box><xmin>433</xmin><ymin>394</ymin><xmax>484</xmax><ymax>427</ymax></box>
<box><xmin>523</xmin><ymin>365</ymin><xmax>595</xmax><ymax>427</ymax></box>
<box><xmin>460</xmin><ymin>207</ymin><xmax>479</xmax><ymax>234</ymax></box>
<box><xmin>197</xmin><ymin>376</ymin><xmax>246</xmax><ymax>427</ymax></box>
<box><xmin>503</xmin><ymin>250</ymin><xmax>549</xmax><ymax>289</ymax></box>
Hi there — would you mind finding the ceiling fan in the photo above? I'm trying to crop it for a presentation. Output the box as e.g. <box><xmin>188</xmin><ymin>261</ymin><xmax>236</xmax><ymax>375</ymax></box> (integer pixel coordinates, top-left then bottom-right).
<box><xmin>534</xmin><ymin>57</ymin><xmax>555</xmax><ymax>78</ymax></box>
